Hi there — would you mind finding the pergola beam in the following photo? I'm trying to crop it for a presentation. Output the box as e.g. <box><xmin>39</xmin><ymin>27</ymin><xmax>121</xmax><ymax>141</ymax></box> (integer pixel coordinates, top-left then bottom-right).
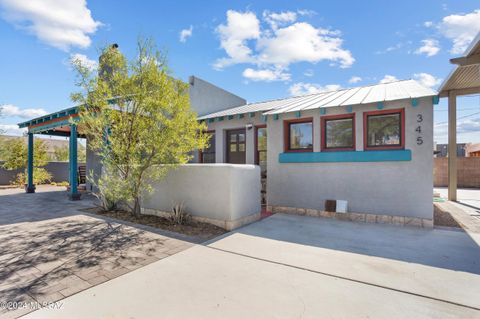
<box><xmin>450</xmin><ymin>54</ymin><xmax>480</xmax><ymax>66</ymax></box>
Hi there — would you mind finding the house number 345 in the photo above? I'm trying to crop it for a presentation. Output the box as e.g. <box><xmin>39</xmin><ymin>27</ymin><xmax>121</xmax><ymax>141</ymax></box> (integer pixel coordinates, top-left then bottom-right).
<box><xmin>416</xmin><ymin>114</ymin><xmax>423</xmax><ymax>145</ymax></box>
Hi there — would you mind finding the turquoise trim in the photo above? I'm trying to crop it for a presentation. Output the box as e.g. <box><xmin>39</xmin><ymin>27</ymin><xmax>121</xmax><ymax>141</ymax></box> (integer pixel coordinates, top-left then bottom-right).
<box><xmin>18</xmin><ymin>106</ymin><xmax>80</xmax><ymax>128</ymax></box>
<box><xmin>320</xmin><ymin>108</ymin><xmax>326</xmax><ymax>115</ymax></box>
<box><xmin>411</xmin><ymin>98</ymin><xmax>418</xmax><ymax>107</ymax></box>
<box><xmin>29</xmin><ymin>117</ymin><xmax>80</xmax><ymax>134</ymax></box>
<box><xmin>69</xmin><ymin>125</ymin><xmax>78</xmax><ymax>197</ymax></box>
<box><xmin>279</xmin><ymin>150</ymin><xmax>412</xmax><ymax>163</ymax></box>
<box><xmin>249</xmin><ymin>112</ymin><xmax>255</xmax><ymax>118</ymax></box>
<box><xmin>217</xmin><ymin>116</ymin><xmax>224</xmax><ymax>122</ymax></box>
<box><xmin>238</xmin><ymin>114</ymin><xmax>244</xmax><ymax>119</ymax></box>
<box><xmin>208</xmin><ymin>118</ymin><xmax>215</xmax><ymax>123</ymax></box>
<box><xmin>295</xmin><ymin>111</ymin><xmax>301</xmax><ymax>118</ymax></box>
<box><xmin>376</xmin><ymin>102</ymin><xmax>384</xmax><ymax>110</ymax></box>
<box><xmin>273</xmin><ymin>114</ymin><xmax>279</xmax><ymax>120</ymax></box>
<box><xmin>227</xmin><ymin>115</ymin><xmax>234</xmax><ymax>120</ymax></box>
<box><xmin>346</xmin><ymin>105</ymin><xmax>353</xmax><ymax>113</ymax></box>
<box><xmin>432</xmin><ymin>95</ymin><xmax>440</xmax><ymax>105</ymax></box>
<box><xmin>27</xmin><ymin>133</ymin><xmax>34</xmax><ymax>189</ymax></box>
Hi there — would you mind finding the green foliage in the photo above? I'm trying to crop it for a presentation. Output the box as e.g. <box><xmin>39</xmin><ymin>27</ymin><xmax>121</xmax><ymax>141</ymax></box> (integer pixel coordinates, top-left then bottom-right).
<box><xmin>71</xmin><ymin>38</ymin><xmax>209</xmax><ymax>215</ymax></box>
<box><xmin>53</xmin><ymin>145</ymin><xmax>86</xmax><ymax>162</ymax></box>
<box><xmin>1</xmin><ymin>138</ymin><xmax>49</xmax><ymax>170</ymax></box>
<box><xmin>12</xmin><ymin>168</ymin><xmax>52</xmax><ymax>186</ymax></box>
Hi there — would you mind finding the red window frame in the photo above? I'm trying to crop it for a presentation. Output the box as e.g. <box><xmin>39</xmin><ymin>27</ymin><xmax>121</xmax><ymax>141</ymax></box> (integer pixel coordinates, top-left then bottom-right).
<box><xmin>199</xmin><ymin>130</ymin><xmax>216</xmax><ymax>163</ymax></box>
<box><xmin>363</xmin><ymin>108</ymin><xmax>405</xmax><ymax>150</ymax></box>
<box><xmin>254</xmin><ymin>124</ymin><xmax>267</xmax><ymax>165</ymax></box>
<box><xmin>320</xmin><ymin>113</ymin><xmax>356</xmax><ymax>151</ymax></box>
<box><xmin>283</xmin><ymin>117</ymin><xmax>314</xmax><ymax>153</ymax></box>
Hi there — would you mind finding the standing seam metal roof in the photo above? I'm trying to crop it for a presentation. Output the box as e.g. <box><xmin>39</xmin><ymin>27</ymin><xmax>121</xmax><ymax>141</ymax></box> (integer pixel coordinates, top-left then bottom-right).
<box><xmin>197</xmin><ymin>79</ymin><xmax>437</xmax><ymax>120</ymax></box>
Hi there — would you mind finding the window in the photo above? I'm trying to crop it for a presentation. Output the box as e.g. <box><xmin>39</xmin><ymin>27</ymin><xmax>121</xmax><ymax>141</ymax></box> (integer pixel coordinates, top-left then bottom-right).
<box><xmin>284</xmin><ymin>118</ymin><xmax>313</xmax><ymax>152</ymax></box>
<box><xmin>364</xmin><ymin>109</ymin><xmax>404</xmax><ymax>150</ymax></box>
<box><xmin>200</xmin><ymin>131</ymin><xmax>215</xmax><ymax>163</ymax></box>
<box><xmin>321</xmin><ymin>114</ymin><xmax>355</xmax><ymax>151</ymax></box>
<box><xmin>255</xmin><ymin>126</ymin><xmax>267</xmax><ymax>173</ymax></box>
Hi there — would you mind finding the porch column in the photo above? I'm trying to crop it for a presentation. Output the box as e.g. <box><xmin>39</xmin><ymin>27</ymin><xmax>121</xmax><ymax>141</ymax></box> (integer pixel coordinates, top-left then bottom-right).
<box><xmin>25</xmin><ymin>132</ymin><xmax>35</xmax><ymax>193</ymax></box>
<box><xmin>69</xmin><ymin>125</ymin><xmax>81</xmax><ymax>200</ymax></box>
<box><xmin>448</xmin><ymin>91</ymin><xmax>457</xmax><ymax>201</ymax></box>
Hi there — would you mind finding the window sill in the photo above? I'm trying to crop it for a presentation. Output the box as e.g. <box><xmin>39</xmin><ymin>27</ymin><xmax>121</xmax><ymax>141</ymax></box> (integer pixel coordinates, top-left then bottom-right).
<box><xmin>279</xmin><ymin>149</ymin><xmax>411</xmax><ymax>163</ymax></box>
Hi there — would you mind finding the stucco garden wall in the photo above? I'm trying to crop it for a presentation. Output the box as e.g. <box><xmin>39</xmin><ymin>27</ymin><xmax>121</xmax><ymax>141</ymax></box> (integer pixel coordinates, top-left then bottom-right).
<box><xmin>0</xmin><ymin>161</ymin><xmax>85</xmax><ymax>185</ymax></box>
<box><xmin>142</xmin><ymin>164</ymin><xmax>261</xmax><ymax>230</ymax></box>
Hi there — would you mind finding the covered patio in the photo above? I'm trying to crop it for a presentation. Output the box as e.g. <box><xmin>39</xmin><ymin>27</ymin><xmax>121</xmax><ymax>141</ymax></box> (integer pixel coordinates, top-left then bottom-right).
<box><xmin>439</xmin><ymin>32</ymin><xmax>480</xmax><ymax>201</ymax></box>
<box><xmin>18</xmin><ymin>106</ymin><xmax>84</xmax><ymax>200</ymax></box>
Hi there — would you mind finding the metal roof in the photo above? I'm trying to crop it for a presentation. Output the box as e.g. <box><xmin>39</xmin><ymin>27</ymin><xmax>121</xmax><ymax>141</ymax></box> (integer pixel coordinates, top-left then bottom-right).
<box><xmin>198</xmin><ymin>79</ymin><xmax>437</xmax><ymax>120</ymax></box>
<box><xmin>439</xmin><ymin>32</ymin><xmax>480</xmax><ymax>96</ymax></box>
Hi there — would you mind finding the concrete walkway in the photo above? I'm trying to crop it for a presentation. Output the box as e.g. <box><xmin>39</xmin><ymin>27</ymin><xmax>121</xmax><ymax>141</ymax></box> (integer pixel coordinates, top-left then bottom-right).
<box><xmin>23</xmin><ymin>213</ymin><xmax>480</xmax><ymax>319</ymax></box>
<box><xmin>0</xmin><ymin>186</ymin><xmax>193</xmax><ymax>319</ymax></box>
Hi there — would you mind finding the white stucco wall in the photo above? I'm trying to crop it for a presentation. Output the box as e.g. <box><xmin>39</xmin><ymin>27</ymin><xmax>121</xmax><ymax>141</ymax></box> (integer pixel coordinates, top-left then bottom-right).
<box><xmin>142</xmin><ymin>164</ymin><xmax>261</xmax><ymax>228</ymax></box>
<box><xmin>203</xmin><ymin>97</ymin><xmax>434</xmax><ymax>220</ymax></box>
<box><xmin>189</xmin><ymin>76</ymin><xmax>246</xmax><ymax>117</ymax></box>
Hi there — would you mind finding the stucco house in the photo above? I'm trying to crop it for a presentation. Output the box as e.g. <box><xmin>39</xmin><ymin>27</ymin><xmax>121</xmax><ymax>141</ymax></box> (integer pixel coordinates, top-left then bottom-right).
<box><xmin>17</xmin><ymin>76</ymin><xmax>438</xmax><ymax>229</ymax></box>
<box><xmin>194</xmin><ymin>79</ymin><xmax>438</xmax><ymax>227</ymax></box>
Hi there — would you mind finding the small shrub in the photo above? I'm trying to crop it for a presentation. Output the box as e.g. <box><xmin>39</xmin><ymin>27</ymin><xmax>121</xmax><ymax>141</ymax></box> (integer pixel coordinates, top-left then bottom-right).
<box><xmin>51</xmin><ymin>181</ymin><xmax>69</xmax><ymax>187</ymax></box>
<box><xmin>169</xmin><ymin>202</ymin><xmax>190</xmax><ymax>225</ymax></box>
<box><xmin>12</xmin><ymin>168</ymin><xmax>52</xmax><ymax>187</ymax></box>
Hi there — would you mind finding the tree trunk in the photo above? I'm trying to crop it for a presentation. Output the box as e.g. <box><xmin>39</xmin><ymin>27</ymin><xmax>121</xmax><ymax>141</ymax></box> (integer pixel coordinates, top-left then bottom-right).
<box><xmin>133</xmin><ymin>195</ymin><xmax>141</xmax><ymax>218</ymax></box>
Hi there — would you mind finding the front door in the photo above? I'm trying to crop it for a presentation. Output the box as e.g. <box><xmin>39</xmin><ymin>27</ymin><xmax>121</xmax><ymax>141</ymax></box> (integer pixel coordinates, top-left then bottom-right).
<box><xmin>226</xmin><ymin>129</ymin><xmax>246</xmax><ymax>164</ymax></box>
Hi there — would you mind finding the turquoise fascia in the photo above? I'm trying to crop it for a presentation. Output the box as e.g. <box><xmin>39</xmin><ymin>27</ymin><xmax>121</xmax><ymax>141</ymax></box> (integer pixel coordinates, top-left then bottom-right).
<box><xmin>279</xmin><ymin>149</ymin><xmax>412</xmax><ymax>163</ymax></box>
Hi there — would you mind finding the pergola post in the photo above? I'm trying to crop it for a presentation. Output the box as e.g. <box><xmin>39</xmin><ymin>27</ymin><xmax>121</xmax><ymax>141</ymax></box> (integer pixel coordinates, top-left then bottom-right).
<box><xmin>69</xmin><ymin>124</ymin><xmax>81</xmax><ymax>200</ymax></box>
<box><xmin>25</xmin><ymin>132</ymin><xmax>35</xmax><ymax>193</ymax></box>
<box><xmin>448</xmin><ymin>91</ymin><xmax>457</xmax><ymax>201</ymax></box>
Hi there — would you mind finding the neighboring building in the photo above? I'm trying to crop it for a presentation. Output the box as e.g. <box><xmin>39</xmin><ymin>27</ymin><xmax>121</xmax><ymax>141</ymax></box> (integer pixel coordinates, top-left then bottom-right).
<box><xmin>465</xmin><ymin>143</ymin><xmax>480</xmax><ymax>157</ymax></box>
<box><xmin>195</xmin><ymin>79</ymin><xmax>437</xmax><ymax>226</ymax></box>
<box><xmin>434</xmin><ymin>143</ymin><xmax>466</xmax><ymax>157</ymax></box>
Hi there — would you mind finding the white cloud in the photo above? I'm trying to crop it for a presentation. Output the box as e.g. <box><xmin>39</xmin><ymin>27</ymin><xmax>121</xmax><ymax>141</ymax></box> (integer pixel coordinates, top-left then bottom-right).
<box><xmin>0</xmin><ymin>124</ymin><xmax>27</xmax><ymax>136</ymax></box>
<box><xmin>379</xmin><ymin>75</ymin><xmax>399</xmax><ymax>84</ymax></box>
<box><xmin>242</xmin><ymin>67</ymin><xmax>290</xmax><ymax>82</ymax></box>
<box><xmin>263</xmin><ymin>10</ymin><xmax>297</xmax><ymax>30</ymax></box>
<box><xmin>288</xmin><ymin>82</ymin><xmax>342</xmax><ymax>96</ymax></box>
<box><xmin>435</xmin><ymin>117</ymin><xmax>480</xmax><ymax>142</ymax></box>
<box><xmin>214</xmin><ymin>10</ymin><xmax>354</xmax><ymax>76</ymax></box>
<box><xmin>413</xmin><ymin>72</ymin><xmax>442</xmax><ymax>88</ymax></box>
<box><xmin>179</xmin><ymin>25</ymin><xmax>193</xmax><ymax>43</ymax></box>
<box><xmin>303</xmin><ymin>69</ymin><xmax>314</xmax><ymax>77</ymax></box>
<box><xmin>69</xmin><ymin>53</ymin><xmax>97</xmax><ymax>70</ymax></box>
<box><xmin>438</xmin><ymin>9</ymin><xmax>480</xmax><ymax>54</ymax></box>
<box><xmin>214</xmin><ymin>10</ymin><xmax>260</xmax><ymax>69</ymax></box>
<box><xmin>414</xmin><ymin>39</ymin><xmax>440</xmax><ymax>57</ymax></box>
<box><xmin>257</xmin><ymin>22</ymin><xmax>354</xmax><ymax>68</ymax></box>
<box><xmin>348</xmin><ymin>76</ymin><xmax>362</xmax><ymax>84</ymax></box>
<box><xmin>1</xmin><ymin>104</ymin><xmax>47</xmax><ymax>119</ymax></box>
<box><xmin>424</xmin><ymin>21</ymin><xmax>434</xmax><ymax>28</ymax></box>
<box><xmin>0</xmin><ymin>0</ymin><xmax>102</xmax><ymax>51</ymax></box>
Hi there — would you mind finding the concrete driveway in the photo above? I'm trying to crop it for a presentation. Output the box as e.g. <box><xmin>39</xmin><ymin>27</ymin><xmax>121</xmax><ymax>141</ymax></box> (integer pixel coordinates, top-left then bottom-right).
<box><xmin>23</xmin><ymin>213</ymin><xmax>480</xmax><ymax>319</ymax></box>
<box><xmin>0</xmin><ymin>186</ymin><xmax>193</xmax><ymax>319</ymax></box>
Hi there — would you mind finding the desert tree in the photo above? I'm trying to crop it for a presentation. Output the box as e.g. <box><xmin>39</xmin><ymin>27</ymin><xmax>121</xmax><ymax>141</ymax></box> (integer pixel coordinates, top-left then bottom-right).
<box><xmin>71</xmin><ymin>39</ymin><xmax>209</xmax><ymax>215</ymax></box>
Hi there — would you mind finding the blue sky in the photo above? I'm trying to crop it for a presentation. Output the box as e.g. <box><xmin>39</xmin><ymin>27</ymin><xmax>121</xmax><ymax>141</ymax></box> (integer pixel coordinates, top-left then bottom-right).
<box><xmin>0</xmin><ymin>0</ymin><xmax>479</xmax><ymax>143</ymax></box>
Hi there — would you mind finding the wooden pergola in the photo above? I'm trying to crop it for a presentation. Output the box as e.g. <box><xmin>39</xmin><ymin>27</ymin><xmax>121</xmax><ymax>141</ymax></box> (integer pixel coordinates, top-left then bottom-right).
<box><xmin>439</xmin><ymin>32</ymin><xmax>480</xmax><ymax>201</ymax></box>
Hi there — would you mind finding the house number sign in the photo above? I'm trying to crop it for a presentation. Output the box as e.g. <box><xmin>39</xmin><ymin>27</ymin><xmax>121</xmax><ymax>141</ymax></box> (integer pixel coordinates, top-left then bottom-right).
<box><xmin>416</xmin><ymin>114</ymin><xmax>423</xmax><ymax>145</ymax></box>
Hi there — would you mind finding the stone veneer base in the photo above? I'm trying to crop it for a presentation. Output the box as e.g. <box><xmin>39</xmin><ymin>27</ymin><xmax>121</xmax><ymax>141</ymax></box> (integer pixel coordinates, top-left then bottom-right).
<box><xmin>268</xmin><ymin>206</ymin><xmax>433</xmax><ymax>228</ymax></box>
<box><xmin>141</xmin><ymin>208</ymin><xmax>261</xmax><ymax>231</ymax></box>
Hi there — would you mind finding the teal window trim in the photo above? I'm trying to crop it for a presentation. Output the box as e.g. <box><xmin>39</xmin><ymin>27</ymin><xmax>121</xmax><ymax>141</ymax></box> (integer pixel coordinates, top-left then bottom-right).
<box><xmin>279</xmin><ymin>149</ymin><xmax>412</xmax><ymax>163</ymax></box>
